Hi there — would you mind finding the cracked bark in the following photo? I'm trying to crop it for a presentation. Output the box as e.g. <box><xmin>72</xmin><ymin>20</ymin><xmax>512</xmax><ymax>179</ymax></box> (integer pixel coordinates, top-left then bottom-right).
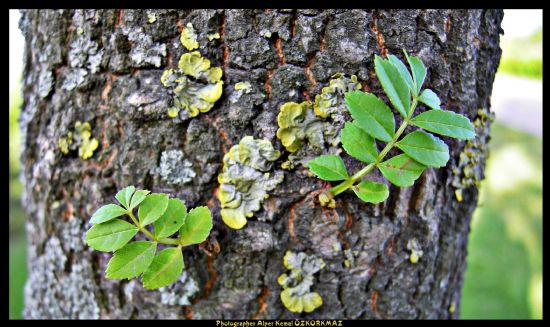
<box><xmin>19</xmin><ymin>9</ymin><xmax>502</xmax><ymax>319</ymax></box>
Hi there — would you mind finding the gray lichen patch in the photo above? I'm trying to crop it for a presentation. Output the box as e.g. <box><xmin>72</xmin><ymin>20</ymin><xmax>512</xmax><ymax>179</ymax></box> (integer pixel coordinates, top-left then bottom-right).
<box><xmin>217</xmin><ymin>136</ymin><xmax>284</xmax><ymax>230</ymax></box>
<box><xmin>38</xmin><ymin>70</ymin><xmax>54</xmax><ymax>98</ymax></box>
<box><xmin>159</xmin><ymin>270</ymin><xmax>200</xmax><ymax>305</ymax></box>
<box><xmin>155</xmin><ymin>149</ymin><xmax>196</xmax><ymax>185</ymax></box>
<box><xmin>24</xmin><ymin>237</ymin><xmax>100</xmax><ymax>319</ymax></box>
<box><xmin>278</xmin><ymin>251</ymin><xmax>325</xmax><ymax>313</ymax></box>
<box><xmin>119</xmin><ymin>11</ymin><xmax>167</xmax><ymax>67</ymax></box>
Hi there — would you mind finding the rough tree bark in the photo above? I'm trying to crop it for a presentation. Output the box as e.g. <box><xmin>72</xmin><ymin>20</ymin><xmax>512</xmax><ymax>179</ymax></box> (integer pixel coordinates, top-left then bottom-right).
<box><xmin>19</xmin><ymin>9</ymin><xmax>502</xmax><ymax>319</ymax></box>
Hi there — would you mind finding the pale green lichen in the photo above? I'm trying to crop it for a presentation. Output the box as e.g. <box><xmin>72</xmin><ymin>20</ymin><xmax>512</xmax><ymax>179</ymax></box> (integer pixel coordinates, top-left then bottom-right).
<box><xmin>278</xmin><ymin>251</ymin><xmax>325</xmax><ymax>313</ymax></box>
<box><xmin>58</xmin><ymin>121</ymin><xmax>99</xmax><ymax>160</ymax></box>
<box><xmin>147</xmin><ymin>13</ymin><xmax>156</xmax><ymax>24</ymax></box>
<box><xmin>234</xmin><ymin>81</ymin><xmax>252</xmax><ymax>94</ymax></box>
<box><xmin>207</xmin><ymin>33</ymin><xmax>220</xmax><ymax>41</ymax></box>
<box><xmin>449</xmin><ymin>301</ymin><xmax>456</xmax><ymax>314</ymax></box>
<box><xmin>58</xmin><ymin>131</ymin><xmax>73</xmax><ymax>154</ymax></box>
<box><xmin>451</xmin><ymin>108</ymin><xmax>494</xmax><ymax>201</ymax></box>
<box><xmin>160</xmin><ymin>51</ymin><xmax>223</xmax><ymax>119</ymax></box>
<box><xmin>275</xmin><ymin>74</ymin><xmax>360</xmax><ymax>169</ymax></box>
<box><xmin>180</xmin><ymin>22</ymin><xmax>199</xmax><ymax>51</ymax></box>
<box><xmin>313</xmin><ymin>73</ymin><xmax>361</xmax><ymax>119</ymax></box>
<box><xmin>217</xmin><ymin>136</ymin><xmax>284</xmax><ymax>229</ymax></box>
<box><xmin>276</xmin><ymin>101</ymin><xmax>325</xmax><ymax>153</ymax></box>
<box><xmin>259</xmin><ymin>30</ymin><xmax>272</xmax><ymax>38</ymax></box>
<box><xmin>407</xmin><ymin>238</ymin><xmax>423</xmax><ymax>264</ymax></box>
<box><xmin>167</xmin><ymin>107</ymin><xmax>179</xmax><ymax>118</ymax></box>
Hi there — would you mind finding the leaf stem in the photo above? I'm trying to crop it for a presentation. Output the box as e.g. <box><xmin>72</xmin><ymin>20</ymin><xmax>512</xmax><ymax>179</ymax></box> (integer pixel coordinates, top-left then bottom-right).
<box><xmin>319</xmin><ymin>99</ymin><xmax>418</xmax><ymax>204</ymax></box>
<box><xmin>127</xmin><ymin>210</ymin><xmax>179</xmax><ymax>245</ymax></box>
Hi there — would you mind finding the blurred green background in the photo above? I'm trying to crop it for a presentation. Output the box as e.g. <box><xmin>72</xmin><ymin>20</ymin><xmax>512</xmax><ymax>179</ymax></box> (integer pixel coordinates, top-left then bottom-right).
<box><xmin>9</xmin><ymin>10</ymin><xmax>542</xmax><ymax>319</ymax></box>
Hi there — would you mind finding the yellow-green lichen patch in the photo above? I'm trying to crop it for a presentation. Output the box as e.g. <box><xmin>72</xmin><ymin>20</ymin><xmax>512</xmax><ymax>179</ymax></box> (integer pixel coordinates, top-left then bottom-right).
<box><xmin>449</xmin><ymin>301</ymin><xmax>456</xmax><ymax>314</ymax></box>
<box><xmin>234</xmin><ymin>81</ymin><xmax>252</xmax><ymax>94</ymax></box>
<box><xmin>217</xmin><ymin>136</ymin><xmax>284</xmax><ymax>229</ymax></box>
<box><xmin>58</xmin><ymin>131</ymin><xmax>73</xmax><ymax>154</ymax></box>
<box><xmin>451</xmin><ymin>108</ymin><xmax>495</xmax><ymax>201</ymax></box>
<box><xmin>167</xmin><ymin>107</ymin><xmax>180</xmax><ymax>118</ymax></box>
<box><xmin>207</xmin><ymin>33</ymin><xmax>220</xmax><ymax>41</ymax></box>
<box><xmin>313</xmin><ymin>73</ymin><xmax>361</xmax><ymax>119</ymax></box>
<box><xmin>278</xmin><ymin>251</ymin><xmax>325</xmax><ymax>313</ymax></box>
<box><xmin>276</xmin><ymin>101</ymin><xmax>325</xmax><ymax>153</ymax></box>
<box><xmin>407</xmin><ymin>238</ymin><xmax>423</xmax><ymax>264</ymax></box>
<box><xmin>160</xmin><ymin>51</ymin><xmax>224</xmax><ymax>119</ymax></box>
<box><xmin>147</xmin><ymin>13</ymin><xmax>156</xmax><ymax>24</ymax></box>
<box><xmin>180</xmin><ymin>22</ymin><xmax>199</xmax><ymax>51</ymax></box>
<box><xmin>58</xmin><ymin>121</ymin><xmax>99</xmax><ymax>160</ymax></box>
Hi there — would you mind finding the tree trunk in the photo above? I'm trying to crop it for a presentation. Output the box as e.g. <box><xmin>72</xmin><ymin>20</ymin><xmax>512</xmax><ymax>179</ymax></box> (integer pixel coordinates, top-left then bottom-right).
<box><xmin>19</xmin><ymin>9</ymin><xmax>502</xmax><ymax>319</ymax></box>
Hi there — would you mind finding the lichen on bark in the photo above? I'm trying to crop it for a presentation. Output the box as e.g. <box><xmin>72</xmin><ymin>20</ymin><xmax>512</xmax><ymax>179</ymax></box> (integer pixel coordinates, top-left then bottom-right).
<box><xmin>19</xmin><ymin>9</ymin><xmax>502</xmax><ymax>319</ymax></box>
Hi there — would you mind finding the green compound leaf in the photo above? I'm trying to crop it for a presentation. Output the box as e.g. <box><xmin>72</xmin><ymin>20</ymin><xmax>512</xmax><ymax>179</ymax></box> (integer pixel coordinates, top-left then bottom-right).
<box><xmin>85</xmin><ymin>219</ymin><xmax>138</xmax><ymax>252</ymax></box>
<box><xmin>128</xmin><ymin>189</ymin><xmax>151</xmax><ymax>210</ymax></box>
<box><xmin>345</xmin><ymin>91</ymin><xmax>395</xmax><ymax>142</ymax></box>
<box><xmin>115</xmin><ymin>186</ymin><xmax>135</xmax><ymax>210</ymax></box>
<box><xmin>90</xmin><ymin>204</ymin><xmax>128</xmax><ymax>225</ymax></box>
<box><xmin>138</xmin><ymin>193</ymin><xmax>169</xmax><ymax>226</ymax></box>
<box><xmin>377</xmin><ymin>154</ymin><xmax>426</xmax><ymax>187</ymax></box>
<box><xmin>341</xmin><ymin>122</ymin><xmax>378</xmax><ymax>164</ymax></box>
<box><xmin>396</xmin><ymin>130</ymin><xmax>450</xmax><ymax>167</ymax></box>
<box><xmin>374</xmin><ymin>55</ymin><xmax>411</xmax><ymax>118</ymax></box>
<box><xmin>404</xmin><ymin>50</ymin><xmax>427</xmax><ymax>96</ymax></box>
<box><xmin>179</xmin><ymin>206</ymin><xmax>213</xmax><ymax>247</ymax></box>
<box><xmin>352</xmin><ymin>179</ymin><xmax>389</xmax><ymax>204</ymax></box>
<box><xmin>388</xmin><ymin>54</ymin><xmax>415</xmax><ymax>94</ymax></box>
<box><xmin>154</xmin><ymin>198</ymin><xmax>187</xmax><ymax>239</ymax></box>
<box><xmin>307</xmin><ymin>155</ymin><xmax>349</xmax><ymax>181</ymax></box>
<box><xmin>142</xmin><ymin>247</ymin><xmax>184</xmax><ymax>289</ymax></box>
<box><xmin>411</xmin><ymin>110</ymin><xmax>476</xmax><ymax>140</ymax></box>
<box><xmin>418</xmin><ymin>89</ymin><xmax>441</xmax><ymax>110</ymax></box>
<box><xmin>105</xmin><ymin>241</ymin><xmax>157</xmax><ymax>280</ymax></box>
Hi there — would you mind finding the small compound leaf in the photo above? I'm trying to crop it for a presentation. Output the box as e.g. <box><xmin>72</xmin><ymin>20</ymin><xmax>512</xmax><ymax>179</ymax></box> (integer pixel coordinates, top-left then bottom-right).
<box><xmin>179</xmin><ymin>206</ymin><xmax>213</xmax><ymax>246</ymax></box>
<box><xmin>341</xmin><ymin>122</ymin><xmax>378</xmax><ymax>164</ymax></box>
<box><xmin>307</xmin><ymin>155</ymin><xmax>349</xmax><ymax>181</ymax></box>
<box><xmin>90</xmin><ymin>204</ymin><xmax>128</xmax><ymax>225</ymax></box>
<box><xmin>128</xmin><ymin>189</ymin><xmax>151</xmax><ymax>210</ymax></box>
<box><xmin>105</xmin><ymin>241</ymin><xmax>157</xmax><ymax>280</ymax></box>
<box><xmin>411</xmin><ymin>109</ymin><xmax>476</xmax><ymax>140</ymax></box>
<box><xmin>345</xmin><ymin>91</ymin><xmax>395</xmax><ymax>142</ymax></box>
<box><xmin>377</xmin><ymin>154</ymin><xmax>426</xmax><ymax>187</ymax></box>
<box><xmin>418</xmin><ymin>89</ymin><xmax>441</xmax><ymax>110</ymax></box>
<box><xmin>85</xmin><ymin>219</ymin><xmax>138</xmax><ymax>252</ymax></box>
<box><xmin>154</xmin><ymin>198</ymin><xmax>187</xmax><ymax>239</ymax></box>
<box><xmin>396</xmin><ymin>130</ymin><xmax>450</xmax><ymax>167</ymax></box>
<box><xmin>142</xmin><ymin>247</ymin><xmax>184</xmax><ymax>289</ymax></box>
<box><xmin>404</xmin><ymin>51</ymin><xmax>427</xmax><ymax>95</ymax></box>
<box><xmin>374</xmin><ymin>55</ymin><xmax>410</xmax><ymax>118</ymax></box>
<box><xmin>388</xmin><ymin>54</ymin><xmax>415</xmax><ymax>93</ymax></box>
<box><xmin>138</xmin><ymin>193</ymin><xmax>169</xmax><ymax>226</ymax></box>
<box><xmin>115</xmin><ymin>186</ymin><xmax>135</xmax><ymax>210</ymax></box>
<box><xmin>352</xmin><ymin>179</ymin><xmax>389</xmax><ymax>204</ymax></box>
